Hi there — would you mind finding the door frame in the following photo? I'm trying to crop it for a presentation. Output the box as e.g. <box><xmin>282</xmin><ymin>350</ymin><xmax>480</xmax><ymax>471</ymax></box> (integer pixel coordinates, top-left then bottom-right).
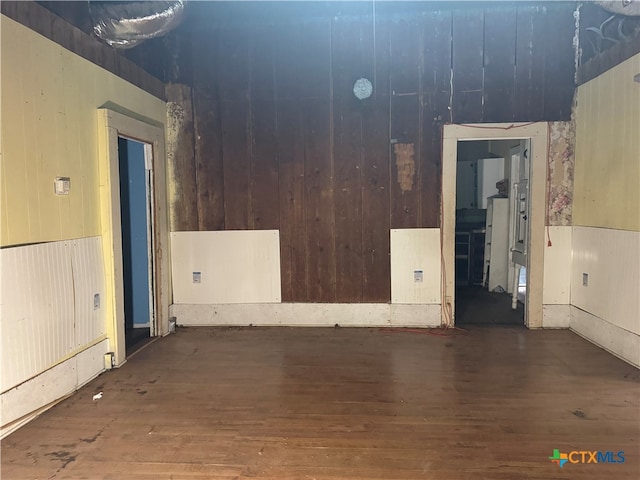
<box><xmin>118</xmin><ymin>137</ymin><xmax>156</xmax><ymax>333</ymax></box>
<box><xmin>98</xmin><ymin>109</ymin><xmax>170</xmax><ymax>365</ymax></box>
<box><xmin>442</xmin><ymin>123</ymin><xmax>548</xmax><ymax>328</ymax></box>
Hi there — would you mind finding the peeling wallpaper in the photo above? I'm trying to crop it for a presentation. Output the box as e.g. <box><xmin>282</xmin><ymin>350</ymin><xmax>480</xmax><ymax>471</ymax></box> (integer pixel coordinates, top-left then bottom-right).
<box><xmin>547</xmin><ymin>121</ymin><xmax>576</xmax><ymax>226</ymax></box>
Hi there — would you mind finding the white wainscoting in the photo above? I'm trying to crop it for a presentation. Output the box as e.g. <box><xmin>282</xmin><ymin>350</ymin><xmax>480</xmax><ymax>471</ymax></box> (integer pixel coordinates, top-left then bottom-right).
<box><xmin>172</xmin><ymin>303</ymin><xmax>442</xmax><ymax>328</ymax></box>
<box><xmin>0</xmin><ymin>339</ymin><xmax>108</xmax><ymax>438</ymax></box>
<box><xmin>571</xmin><ymin>307</ymin><xmax>639</xmax><ymax>368</ymax></box>
<box><xmin>571</xmin><ymin>227</ymin><xmax>640</xmax><ymax>335</ymax></box>
<box><xmin>543</xmin><ymin>305</ymin><xmax>571</xmax><ymax>328</ymax></box>
<box><xmin>170</xmin><ymin>230</ymin><xmax>281</xmax><ymax>304</ymax></box>
<box><xmin>570</xmin><ymin>226</ymin><xmax>639</xmax><ymax>366</ymax></box>
<box><xmin>390</xmin><ymin>229</ymin><xmax>441</xmax><ymax>304</ymax></box>
<box><xmin>1</xmin><ymin>237</ymin><xmax>107</xmax><ymax>432</ymax></box>
<box><xmin>72</xmin><ymin>237</ymin><xmax>108</xmax><ymax>347</ymax></box>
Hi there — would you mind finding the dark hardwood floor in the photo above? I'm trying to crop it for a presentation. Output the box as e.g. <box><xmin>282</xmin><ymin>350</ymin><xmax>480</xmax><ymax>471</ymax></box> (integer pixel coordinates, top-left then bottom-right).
<box><xmin>2</xmin><ymin>326</ymin><xmax>638</xmax><ymax>479</ymax></box>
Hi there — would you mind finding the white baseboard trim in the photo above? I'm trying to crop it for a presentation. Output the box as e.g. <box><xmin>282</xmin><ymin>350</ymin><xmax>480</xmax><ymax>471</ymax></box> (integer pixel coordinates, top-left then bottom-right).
<box><xmin>171</xmin><ymin>303</ymin><xmax>442</xmax><ymax>328</ymax></box>
<box><xmin>542</xmin><ymin>305</ymin><xmax>571</xmax><ymax>328</ymax></box>
<box><xmin>570</xmin><ymin>306</ymin><xmax>639</xmax><ymax>368</ymax></box>
<box><xmin>0</xmin><ymin>339</ymin><xmax>109</xmax><ymax>438</ymax></box>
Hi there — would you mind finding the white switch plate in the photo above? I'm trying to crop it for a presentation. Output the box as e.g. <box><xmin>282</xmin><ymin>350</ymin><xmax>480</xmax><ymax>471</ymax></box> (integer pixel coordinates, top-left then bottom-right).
<box><xmin>93</xmin><ymin>293</ymin><xmax>100</xmax><ymax>310</ymax></box>
<box><xmin>582</xmin><ymin>273</ymin><xmax>588</xmax><ymax>286</ymax></box>
<box><xmin>54</xmin><ymin>177</ymin><xmax>71</xmax><ymax>195</ymax></box>
<box><xmin>192</xmin><ymin>272</ymin><xmax>202</xmax><ymax>284</ymax></box>
<box><xmin>414</xmin><ymin>270</ymin><xmax>424</xmax><ymax>282</ymax></box>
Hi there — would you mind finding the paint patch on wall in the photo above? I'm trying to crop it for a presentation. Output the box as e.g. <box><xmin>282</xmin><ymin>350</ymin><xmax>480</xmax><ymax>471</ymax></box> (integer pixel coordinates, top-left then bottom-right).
<box><xmin>548</xmin><ymin>121</ymin><xmax>576</xmax><ymax>226</ymax></box>
<box><xmin>394</xmin><ymin>143</ymin><xmax>415</xmax><ymax>193</ymax></box>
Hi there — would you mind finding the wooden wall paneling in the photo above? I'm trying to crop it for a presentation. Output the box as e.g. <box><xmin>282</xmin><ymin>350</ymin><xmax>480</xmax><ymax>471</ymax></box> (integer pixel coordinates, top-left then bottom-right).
<box><xmin>301</xmin><ymin>19</ymin><xmax>335</xmax><ymax>302</ymax></box>
<box><xmin>250</xmin><ymin>98</ymin><xmax>280</xmax><ymax>231</ymax></box>
<box><xmin>420</xmin><ymin>11</ymin><xmax>451</xmax><ymax>228</ymax></box>
<box><xmin>51</xmin><ymin>12</ymin><xmax>74</xmax><ymax>55</ymax></box>
<box><xmin>249</xmin><ymin>27</ymin><xmax>279</xmax><ymax>231</ymax></box>
<box><xmin>482</xmin><ymin>8</ymin><xmax>517</xmax><ymax>122</ymax></box>
<box><xmin>362</xmin><ymin>96</ymin><xmax>391</xmax><ymax>302</ymax></box>
<box><xmin>217</xmin><ymin>28</ymin><xmax>250</xmax><ymax>101</ymax></box>
<box><xmin>369</xmin><ymin>15</ymin><xmax>390</xmax><ymax>99</ymax></box>
<box><xmin>219</xmin><ymin>28</ymin><xmax>251</xmax><ymax>230</ymax></box>
<box><xmin>542</xmin><ymin>4</ymin><xmax>576</xmax><ymax>120</ymax></box>
<box><xmin>166</xmin><ymin>31</ymin><xmax>194</xmax><ymax>85</ymax></box>
<box><xmin>389</xmin><ymin>19</ymin><xmax>421</xmax><ymax>230</ymax></box>
<box><xmin>166</xmin><ymin>83</ymin><xmax>199</xmax><ymax>231</ymax></box>
<box><xmin>514</xmin><ymin>6</ymin><xmax>546</xmax><ymax>122</ymax></box>
<box><xmin>303</xmin><ymin>98</ymin><xmax>336</xmax><ymax>302</ymax></box>
<box><xmin>452</xmin><ymin>10</ymin><xmax>485</xmax><ymax>123</ymax></box>
<box><xmin>360</xmin><ymin>15</ymin><xmax>391</xmax><ymax>302</ymax></box>
<box><xmin>275</xmin><ymin>25</ymin><xmax>306</xmax><ymax>302</ymax></box>
<box><xmin>250</xmin><ymin>25</ymin><xmax>276</xmax><ymax>101</ymax></box>
<box><xmin>277</xmin><ymin>100</ymin><xmax>307</xmax><ymax>302</ymax></box>
<box><xmin>577</xmin><ymin>33</ymin><xmax>640</xmax><ymax>86</ymax></box>
<box><xmin>299</xmin><ymin>19</ymin><xmax>332</xmax><ymax>99</ymax></box>
<box><xmin>192</xmin><ymin>30</ymin><xmax>225</xmax><ymax>231</ymax></box>
<box><xmin>274</xmin><ymin>23</ymin><xmax>303</xmax><ymax>101</ymax></box>
<box><xmin>220</xmin><ymin>98</ymin><xmax>251</xmax><ymax>230</ymax></box>
<box><xmin>332</xmin><ymin>19</ymin><xmax>364</xmax><ymax>302</ymax></box>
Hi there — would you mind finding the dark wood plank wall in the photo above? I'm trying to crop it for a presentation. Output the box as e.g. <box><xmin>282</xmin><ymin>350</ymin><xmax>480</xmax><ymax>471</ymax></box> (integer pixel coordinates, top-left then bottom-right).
<box><xmin>179</xmin><ymin>4</ymin><xmax>576</xmax><ymax>303</ymax></box>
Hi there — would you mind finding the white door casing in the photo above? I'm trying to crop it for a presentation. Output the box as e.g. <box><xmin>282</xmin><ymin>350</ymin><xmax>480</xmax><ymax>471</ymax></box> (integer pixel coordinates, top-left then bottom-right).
<box><xmin>442</xmin><ymin>123</ymin><xmax>548</xmax><ymax>328</ymax></box>
<box><xmin>98</xmin><ymin>109</ymin><xmax>170</xmax><ymax>365</ymax></box>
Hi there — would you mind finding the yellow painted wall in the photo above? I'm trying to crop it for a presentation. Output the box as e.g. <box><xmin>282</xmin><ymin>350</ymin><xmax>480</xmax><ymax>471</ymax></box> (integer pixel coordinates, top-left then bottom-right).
<box><xmin>573</xmin><ymin>53</ymin><xmax>640</xmax><ymax>232</ymax></box>
<box><xmin>0</xmin><ymin>16</ymin><xmax>166</xmax><ymax>246</ymax></box>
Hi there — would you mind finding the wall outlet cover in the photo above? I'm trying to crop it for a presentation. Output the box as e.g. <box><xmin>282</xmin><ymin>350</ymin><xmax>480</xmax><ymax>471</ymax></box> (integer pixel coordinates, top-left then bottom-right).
<box><xmin>93</xmin><ymin>293</ymin><xmax>100</xmax><ymax>309</ymax></box>
<box><xmin>192</xmin><ymin>272</ymin><xmax>202</xmax><ymax>284</ymax></box>
<box><xmin>582</xmin><ymin>273</ymin><xmax>589</xmax><ymax>287</ymax></box>
<box><xmin>414</xmin><ymin>270</ymin><xmax>424</xmax><ymax>282</ymax></box>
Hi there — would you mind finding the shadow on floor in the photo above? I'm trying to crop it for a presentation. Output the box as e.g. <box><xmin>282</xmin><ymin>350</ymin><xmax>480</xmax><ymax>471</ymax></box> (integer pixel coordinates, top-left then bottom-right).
<box><xmin>126</xmin><ymin>327</ymin><xmax>151</xmax><ymax>355</ymax></box>
<box><xmin>456</xmin><ymin>285</ymin><xmax>524</xmax><ymax>325</ymax></box>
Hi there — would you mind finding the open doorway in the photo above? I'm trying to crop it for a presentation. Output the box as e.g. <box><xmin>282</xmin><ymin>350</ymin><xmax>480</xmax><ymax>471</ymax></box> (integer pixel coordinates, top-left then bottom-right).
<box><xmin>98</xmin><ymin>108</ymin><xmax>170</xmax><ymax>367</ymax></box>
<box><xmin>454</xmin><ymin>140</ymin><xmax>527</xmax><ymax>325</ymax></box>
<box><xmin>442</xmin><ymin>123</ymin><xmax>548</xmax><ymax>329</ymax></box>
<box><xmin>118</xmin><ymin>137</ymin><xmax>154</xmax><ymax>353</ymax></box>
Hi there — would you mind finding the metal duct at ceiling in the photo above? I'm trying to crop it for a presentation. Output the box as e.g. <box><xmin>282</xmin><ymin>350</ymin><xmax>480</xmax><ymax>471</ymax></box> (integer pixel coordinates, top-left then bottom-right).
<box><xmin>91</xmin><ymin>1</ymin><xmax>185</xmax><ymax>49</ymax></box>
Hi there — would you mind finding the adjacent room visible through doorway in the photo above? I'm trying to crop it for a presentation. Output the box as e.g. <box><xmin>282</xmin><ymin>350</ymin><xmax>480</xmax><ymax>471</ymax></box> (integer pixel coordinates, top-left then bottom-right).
<box><xmin>454</xmin><ymin>139</ymin><xmax>529</xmax><ymax>326</ymax></box>
<box><xmin>118</xmin><ymin>137</ymin><xmax>153</xmax><ymax>353</ymax></box>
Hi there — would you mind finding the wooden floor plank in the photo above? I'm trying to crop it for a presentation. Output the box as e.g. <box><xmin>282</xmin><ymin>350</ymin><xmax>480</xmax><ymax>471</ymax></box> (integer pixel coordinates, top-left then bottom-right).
<box><xmin>2</xmin><ymin>326</ymin><xmax>638</xmax><ymax>479</ymax></box>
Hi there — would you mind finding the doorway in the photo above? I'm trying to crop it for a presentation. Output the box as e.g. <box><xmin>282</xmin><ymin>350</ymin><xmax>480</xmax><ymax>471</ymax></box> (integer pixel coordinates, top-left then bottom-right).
<box><xmin>442</xmin><ymin>123</ymin><xmax>548</xmax><ymax>329</ymax></box>
<box><xmin>98</xmin><ymin>108</ymin><xmax>170</xmax><ymax>367</ymax></box>
<box><xmin>453</xmin><ymin>140</ymin><xmax>526</xmax><ymax>325</ymax></box>
<box><xmin>118</xmin><ymin>137</ymin><xmax>154</xmax><ymax>352</ymax></box>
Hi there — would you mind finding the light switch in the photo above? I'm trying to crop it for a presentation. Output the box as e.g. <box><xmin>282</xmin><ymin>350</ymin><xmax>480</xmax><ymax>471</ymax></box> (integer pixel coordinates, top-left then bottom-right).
<box><xmin>193</xmin><ymin>272</ymin><xmax>202</xmax><ymax>284</ymax></box>
<box><xmin>414</xmin><ymin>270</ymin><xmax>424</xmax><ymax>283</ymax></box>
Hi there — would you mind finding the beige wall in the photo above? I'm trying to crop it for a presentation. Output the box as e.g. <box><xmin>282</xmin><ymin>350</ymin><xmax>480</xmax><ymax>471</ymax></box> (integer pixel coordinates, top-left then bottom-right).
<box><xmin>571</xmin><ymin>53</ymin><xmax>640</xmax><ymax>367</ymax></box>
<box><xmin>0</xmin><ymin>16</ymin><xmax>166</xmax><ymax>246</ymax></box>
<box><xmin>573</xmin><ymin>53</ymin><xmax>640</xmax><ymax>232</ymax></box>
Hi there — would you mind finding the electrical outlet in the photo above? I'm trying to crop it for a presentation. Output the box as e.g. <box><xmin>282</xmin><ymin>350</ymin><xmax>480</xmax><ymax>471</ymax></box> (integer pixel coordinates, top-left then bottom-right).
<box><xmin>104</xmin><ymin>352</ymin><xmax>115</xmax><ymax>370</ymax></box>
<box><xmin>192</xmin><ymin>272</ymin><xmax>202</xmax><ymax>284</ymax></box>
<box><xmin>582</xmin><ymin>273</ymin><xmax>589</xmax><ymax>287</ymax></box>
<box><xmin>414</xmin><ymin>270</ymin><xmax>424</xmax><ymax>283</ymax></box>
